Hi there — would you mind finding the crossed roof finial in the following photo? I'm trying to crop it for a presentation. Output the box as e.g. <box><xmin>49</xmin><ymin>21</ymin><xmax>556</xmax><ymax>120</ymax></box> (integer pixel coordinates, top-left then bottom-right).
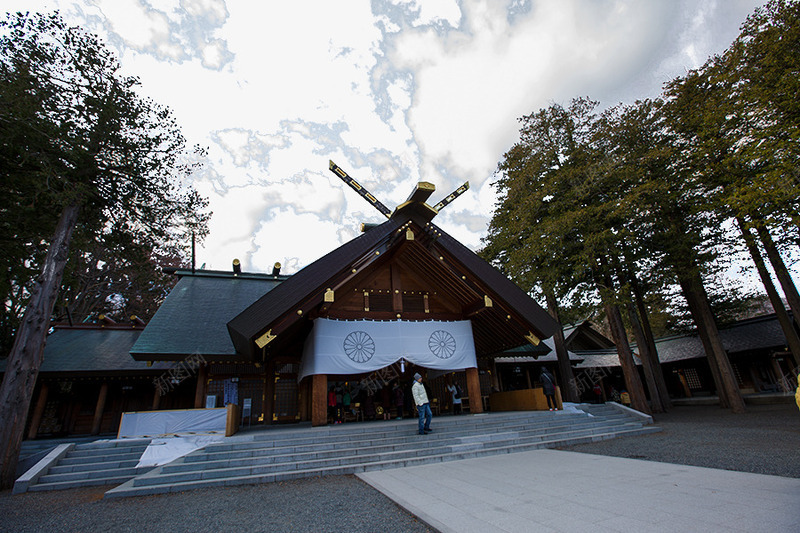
<box><xmin>328</xmin><ymin>160</ymin><xmax>469</xmax><ymax>222</ymax></box>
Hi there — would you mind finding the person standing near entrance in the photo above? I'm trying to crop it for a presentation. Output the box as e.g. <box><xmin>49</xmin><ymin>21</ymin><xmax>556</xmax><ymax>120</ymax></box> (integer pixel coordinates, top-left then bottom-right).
<box><xmin>447</xmin><ymin>380</ymin><xmax>462</xmax><ymax>415</ymax></box>
<box><xmin>540</xmin><ymin>367</ymin><xmax>557</xmax><ymax>411</ymax></box>
<box><xmin>412</xmin><ymin>373</ymin><xmax>432</xmax><ymax>435</ymax></box>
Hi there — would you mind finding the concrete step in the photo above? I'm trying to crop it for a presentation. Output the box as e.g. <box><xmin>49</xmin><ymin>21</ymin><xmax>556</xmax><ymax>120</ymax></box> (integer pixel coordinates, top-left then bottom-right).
<box><xmin>105</xmin><ymin>425</ymin><xmax>661</xmax><ymax>499</ymax></box>
<box><xmin>38</xmin><ymin>466</ymin><xmax>146</xmax><ymax>484</ymax></box>
<box><xmin>174</xmin><ymin>419</ymin><xmax>632</xmax><ymax>471</ymax></box>
<box><xmin>48</xmin><ymin>459</ymin><xmax>141</xmax><ymax>474</ymax></box>
<box><xmin>134</xmin><ymin>423</ymin><xmax>645</xmax><ymax>487</ymax></box>
<box><xmin>19</xmin><ymin>406</ymin><xmax>655</xmax><ymax>497</ymax></box>
<box><xmin>22</xmin><ymin>438</ymin><xmax>152</xmax><ymax>492</ymax></box>
<box><xmin>192</xmin><ymin>413</ymin><xmax>625</xmax><ymax>458</ymax></box>
<box><xmin>29</xmin><ymin>474</ymin><xmax>146</xmax><ymax>492</ymax></box>
<box><xmin>58</xmin><ymin>451</ymin><xmax>147</xmax><ymax>466</ymax></box>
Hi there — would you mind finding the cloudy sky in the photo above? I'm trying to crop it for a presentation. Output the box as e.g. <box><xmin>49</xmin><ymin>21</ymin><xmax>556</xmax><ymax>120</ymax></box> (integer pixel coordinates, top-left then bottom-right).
<box><xmin>13</xmin><ymin>0</ymin><xmax>766</xmax><ymax>275</ymax></box>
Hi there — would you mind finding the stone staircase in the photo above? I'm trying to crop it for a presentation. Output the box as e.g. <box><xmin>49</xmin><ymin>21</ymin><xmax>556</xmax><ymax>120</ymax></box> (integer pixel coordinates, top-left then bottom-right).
<box><xmin>103</xmin><ymin>403</ymin><xmax>659</xmax><ymax>498</ymax></box>
<box><xmin>25</xmin><ymin>439</ymin><xmax>152</xmax><ymax>492</ymax></box>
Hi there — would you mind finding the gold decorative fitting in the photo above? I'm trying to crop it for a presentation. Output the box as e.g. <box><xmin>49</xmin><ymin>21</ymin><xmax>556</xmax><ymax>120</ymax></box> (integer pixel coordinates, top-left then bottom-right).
<box><xmin>396</xmin><ymin>314</ymin><xmax>401</xmax><ymax>318</ymax></box>
<box><xmin>297</xmin><ymin>309</ymin><xmax>303</xmax><ymax>315</ymax></box>
<box><xmin>352</xmin><ymin>268</ymin><xmax>357</xmax><ymax>273</ymax></box>
<box><xmin>406</xmin><ymin>228</ymin><xmax>414</xmax><ymax>240</ymax></box>
<box><xmin>439</xmin><ymin>256</ymin><xmax>444</xmax><ymax>260</ymax></box>
<box><xmin>484</xmin><ymin>295</ymin><xmax>493</xmax><ymax>307</ymax></box>
<box><xmin>394</xmin><ymin>289</ymin><xmax>399</xmax><ymax>294</ymax></box>
<box><xmin>375</xmin><ymin>251</ymin><xmax>380</xmax><ymax>255</ymax></box>
<box><xmin>324</xmin><ymin>288</ymin><xmax>334</xmax><ymax>303</ymax></box>
<box><xmin>507</xmin><ymin>315</ymin><xmax>511</xmax><ymax>320</ymax></box>
<box><xmin>461</xmin><ymin>275</ymin><xmax>466</xmax><ymax>280</ymax></box>
<box><xmin>525</xmin><ymin>332</ymin><xmax>541</xmax><ymax>346</ymax></box>
<box><xmin>255</xmin><ymin>329</ymin><xmax>277</xmax><ymax>349</ymax></box>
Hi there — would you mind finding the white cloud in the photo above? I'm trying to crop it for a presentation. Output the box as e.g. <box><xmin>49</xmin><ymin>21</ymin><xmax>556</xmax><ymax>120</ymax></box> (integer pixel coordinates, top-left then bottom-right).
<box><xmin>15</xmin><ymin>0</ymin><xmax>774</xmax><ymax>277</ymax></box>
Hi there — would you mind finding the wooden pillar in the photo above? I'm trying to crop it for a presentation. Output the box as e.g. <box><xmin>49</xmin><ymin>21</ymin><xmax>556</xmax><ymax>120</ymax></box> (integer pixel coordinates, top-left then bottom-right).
<box><xmin>194</xmin><ymin>364</ymin><xmax>208</xmax><ymax>408</ymax></box>
<box><xmin>27</xmin><ymin>383</ymin><xmax>49</xmax><ymax>440</ymax></box>
<box><xmin>490</xmin><ymin>359</ymin><xmax>500</xmax><ymax>392</ymax></box>
<box><xmin>769</xmin><ymin>356</ymin><xmax>790</xmax><ymax>392</ymax></box>
<box><xmin>263</xmin><ymin>360</ymin><xmax>275</xmax><ymax>425</ymax></box>
<box><xmin>525</xmin><ymin>367</ymin><xmax>532</xmax><ymax>389</ymax></box>
<box><xmin>91</xmin><ymin>382</ymin><xmax>109</xmax><ymax>435</ymax></box>
<box><xmin>312</xmin><ymin>374</ymin><xmax>328</xmax><ymax>426</ymax></box>
<box><xmin>466</xmin><ymin>367</ymin><xmax>483</xmax><ymax>414</ymax></box>
<box><xmin>152</xmin><ymin>386</ymin><xmax>162</xmax><ymax>410</ymax></box>
<box><xmin>299</xmin><ymin>378</ymin><xmax>310</xmax><ymax>422</ymax></box>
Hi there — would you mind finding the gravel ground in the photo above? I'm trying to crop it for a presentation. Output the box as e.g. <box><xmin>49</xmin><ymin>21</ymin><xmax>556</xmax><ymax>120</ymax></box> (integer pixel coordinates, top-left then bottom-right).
<box><xmin>1</xmin><ymin>403</ymin><xmax>797</xmax><ymax>532</ymax></box>
<box><xmin>561</xmin><ymin>402</ymin><xmax>800</xmax><ymax>478</ymax></box>
<box><xmin>0</xmin><ymin>476</ymin><xmax>434</xmax><ymax>533</ymax></box>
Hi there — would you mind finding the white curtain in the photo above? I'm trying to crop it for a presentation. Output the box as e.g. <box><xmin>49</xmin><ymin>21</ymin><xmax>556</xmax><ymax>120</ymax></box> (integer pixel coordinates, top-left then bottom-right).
<box><xmin>298</xmin><ymin>318</ymin><xmax>477</xmax><ymax>381</ymax></box>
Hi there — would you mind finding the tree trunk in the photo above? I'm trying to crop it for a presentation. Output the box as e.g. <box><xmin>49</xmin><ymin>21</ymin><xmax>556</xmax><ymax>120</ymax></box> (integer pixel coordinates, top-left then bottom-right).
<box><xmin>0</xmin><ymin>202</ymin><xmax>80</xmax><ymax>489</ymax></box>
<box><xmin>738</xmin><ymin>218</ymin><xmax>800</xmax><ymax>363</ymax></box>
<box><xmin>628</xmin><ymin>274</ymin><xmax>672</xmax><ymax>410</ymax></box>
<box><xmin>544</xmin><ymin>289</ymin><xmax>579</xmax><ymax>402</ymax></box>
<box><xmin>754</xmin><ymin>222</ymin><xmax>800</xmax><ymax>328</ymax></box>
<box><xmin>676</xmin><ymin>268</ymin><xmax>745</xmax><ymax>413</ymax></box>
<box><xmin>603</xmin><ymin>298</ymin><xmax>650</xmax><ymax>414</ymax></box>
<box><xmin>612</xmin><ymin>251</ymin><xmax>671</xmax><ymax>412</ymax></box>
<box><xmin>625</xmin><ymin>301</ymin><xmax>664</xmax><ymax>413</ymax></box>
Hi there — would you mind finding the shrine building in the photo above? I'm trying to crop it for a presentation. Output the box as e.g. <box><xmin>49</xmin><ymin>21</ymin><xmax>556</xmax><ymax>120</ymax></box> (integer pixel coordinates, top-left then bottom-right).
<box><xmin>129</xmin><ymin>166</ymin><xmax>560</xmax><ymax>427</ymax></box>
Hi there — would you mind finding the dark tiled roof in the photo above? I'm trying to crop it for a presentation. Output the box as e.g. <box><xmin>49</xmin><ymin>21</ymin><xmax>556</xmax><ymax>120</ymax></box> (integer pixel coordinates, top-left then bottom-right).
<box><xmin>573</xmin><ymin>350</ymin><xmax>622</xmax><ymax>368</ymax></box>
<box><xmin>227</xmin><ymin>218</ymin><xmax>405</xmax><ymax>357</ymax></box>
<box><xmin>0</xmin><ymin>327</ymin><xmax>173</xmax><ymax>375</ymax></box>
<box><xmin>131</xmin><ymin>273</ymin><xmax>283</xmax><ymax>360</ymax></box>
<box><xmin>494</xmin><ymin>338</ymin><xmax>583</xmax><ymax>364</ymax></box>
<box><xmin>574</xmin><ymin>314</ymin><xmax>790</xmax><ymax>368</ymax></box>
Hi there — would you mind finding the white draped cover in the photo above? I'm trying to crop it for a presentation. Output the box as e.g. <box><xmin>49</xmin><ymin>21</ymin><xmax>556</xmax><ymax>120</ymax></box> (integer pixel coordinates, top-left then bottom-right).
<box><xmin>298</xmin><ymin>318</ymin><xmax>477</xmax><ymax>381</ymax></box>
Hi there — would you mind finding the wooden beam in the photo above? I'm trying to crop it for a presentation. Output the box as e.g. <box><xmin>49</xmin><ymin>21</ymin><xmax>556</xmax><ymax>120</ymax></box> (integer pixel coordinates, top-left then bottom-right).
<box><xmin>464</xmin><ymin>295</ymin><xmax>493</xmax><ymax>317</ymax></box>
<box><xmin>391</xmin><ymin>264</ymin><xmax>403</xmax><ymax>313</ymax></box>
<box><xmin>329</xmin><ymin>160</ymin><xmax>392</xmax><ymax>218</ymax></box>
<box><xmin>403</xmin><ymin>181</ymin><xmax>436</xmax><ymax>205</ymax></box>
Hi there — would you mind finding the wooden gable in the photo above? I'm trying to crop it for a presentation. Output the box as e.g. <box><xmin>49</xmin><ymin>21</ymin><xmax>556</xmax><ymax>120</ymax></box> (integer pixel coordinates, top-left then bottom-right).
<box><xmin>227</xmin><ymin>178</ymin><xmax>559</xmax><ymax>361</ymax></box>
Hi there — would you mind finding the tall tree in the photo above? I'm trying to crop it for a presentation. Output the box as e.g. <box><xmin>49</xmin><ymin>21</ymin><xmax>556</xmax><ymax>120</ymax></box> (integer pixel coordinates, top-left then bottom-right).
<box><xmin>0</xmin><ymin>12</ymin><xmax>210</xmax><ymax>488</ymax></box>
<box><xmin>484</xmin><ymin>98</ymin><xmax>650</xmax><ymax>410</ymax></box>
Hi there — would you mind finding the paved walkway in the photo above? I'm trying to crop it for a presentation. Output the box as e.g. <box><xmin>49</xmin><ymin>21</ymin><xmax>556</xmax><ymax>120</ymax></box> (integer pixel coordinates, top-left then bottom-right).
<box><xmin>358</xmin><ymin>449</ymin><xmax>800</xmax><ymax>533</ymax></box>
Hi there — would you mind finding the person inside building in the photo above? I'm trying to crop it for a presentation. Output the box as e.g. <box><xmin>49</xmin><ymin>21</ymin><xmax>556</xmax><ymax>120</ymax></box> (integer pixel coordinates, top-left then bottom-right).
<box><xmin>327</xmin><ymin>386</ymin><xmax>337</xmax><ymax>424</ymax></box>
<box><xmin>540</xmin><ymin>367</ymin><xmax>557</xmax><ymax>411</ymax></box>
<box><xmin>380</xmin><ymin>384</ymin><xmax>392</xmax><ymax>420</ymax></box>
<box><xmin>412</xmin><ymin>372</ymin><xmax>433</xmax><ymax>435</ymax></box>
<box><xmin>335</xmin><ymin>386</ymin><xmax>344</xmax><ymax>424</ymax></box>
<box><xmin>593</xmin><ymin>383</ymin><xmax>604</xmax><ymax>404</ymax></box>
<box><xmin>447</xmin><ymin>379</ymin><xmax>462</xmax><ymax>415</ymax></box>
<box><xmin>393</xmin><ymin>381</ymin><xmax>404</xmax><ymax>420</ymax></box>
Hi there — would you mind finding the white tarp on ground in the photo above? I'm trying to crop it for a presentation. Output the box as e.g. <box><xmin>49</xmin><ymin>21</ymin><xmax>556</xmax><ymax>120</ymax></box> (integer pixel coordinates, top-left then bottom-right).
<box><xmin>136</xmin><ymin>435</ymin><xmax>225</xmax><ymax>468</ymax></box>
<box><xmin>118</xmin><ymin>408</ymin><xmax>227</xmax><ymax>439</ymax></box>
<box><xmin>299</xmin><ymin>318</ymin><xmax>478</xmax><ymax>381</ymax></box>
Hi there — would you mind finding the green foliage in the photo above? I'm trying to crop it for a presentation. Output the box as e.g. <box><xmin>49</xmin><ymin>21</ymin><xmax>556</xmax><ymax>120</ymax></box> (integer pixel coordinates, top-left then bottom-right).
<box><xmin>484</xmin><ymin>1</ymin><xmax>800</xmax><ymax>337</ymax></box>
<box><xmin>0</xmin><ymin>12</ymin><xmax>211</xmax><ymax>353</ymax></box>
